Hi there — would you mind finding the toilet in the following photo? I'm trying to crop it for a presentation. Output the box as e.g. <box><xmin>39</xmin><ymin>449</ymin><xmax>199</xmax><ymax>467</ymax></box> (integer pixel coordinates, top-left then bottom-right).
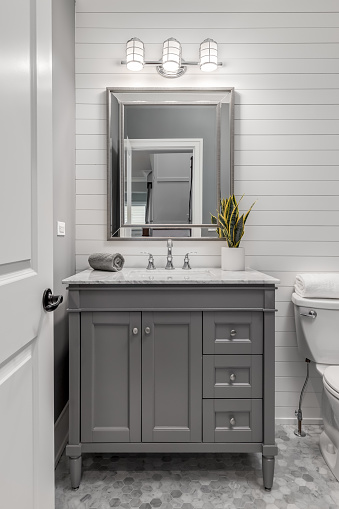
<box><xmin>292</xmin><ymin>292</ymin><xmax>339</xmax><ymax>480</ymax></box>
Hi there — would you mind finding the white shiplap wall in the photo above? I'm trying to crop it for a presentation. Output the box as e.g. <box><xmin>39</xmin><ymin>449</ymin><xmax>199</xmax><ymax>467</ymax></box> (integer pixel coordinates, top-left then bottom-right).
<box><xmin>75</xmin><ymin>0</ymin><xmax>339</xmax><ymax>423</ymax></box>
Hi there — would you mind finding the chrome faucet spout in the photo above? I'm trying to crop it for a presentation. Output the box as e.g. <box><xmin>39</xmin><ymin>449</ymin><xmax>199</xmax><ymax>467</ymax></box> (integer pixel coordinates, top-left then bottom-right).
<box><xmin>165</xmin><ymin>238</ymin><xmax>174</xmax><ymax>270</ymax></box>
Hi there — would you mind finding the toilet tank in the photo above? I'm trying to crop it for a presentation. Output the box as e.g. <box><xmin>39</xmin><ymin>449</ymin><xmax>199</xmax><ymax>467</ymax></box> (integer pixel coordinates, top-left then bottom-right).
<box><xmin>292</xmin><ymin>293</ymin><xmax>339</xmax><ymax>364</ymax></box>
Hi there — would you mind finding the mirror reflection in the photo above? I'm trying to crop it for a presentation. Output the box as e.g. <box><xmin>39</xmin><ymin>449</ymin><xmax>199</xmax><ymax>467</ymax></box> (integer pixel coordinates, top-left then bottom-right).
<box><xmin>107</xmin><ymin>89</ymin><xmax>234</xmax><ymax>239</ymax></box>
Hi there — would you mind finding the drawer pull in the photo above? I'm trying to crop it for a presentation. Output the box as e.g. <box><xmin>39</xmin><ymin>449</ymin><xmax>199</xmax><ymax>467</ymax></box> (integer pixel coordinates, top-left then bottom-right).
<box><xmin>230</xmin><ymin>329</ymin><xmax>237</xmax><ymax>337</ymax></box>
<box><xmin>229</xmin><ymin>373</ymin><xmax>236</xmax><ymax>382</ymax></box>
<box><xmin>132</xmin><ymin>328</ymin><xmax>138</xmax><ymax>335</ymax></box>
<box><xmin>145</xmin><ymin>327</ymin><xmax>151</xmax><ymax>334</ymax></box>
<box><xmin>230</xmin><ymin>416</ymin><xmax>236</xmax><ymax>426</ymax></box>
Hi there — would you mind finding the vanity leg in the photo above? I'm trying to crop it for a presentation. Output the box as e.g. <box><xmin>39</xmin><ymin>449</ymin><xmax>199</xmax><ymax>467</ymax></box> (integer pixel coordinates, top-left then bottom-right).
<box><xmin>69</xmin><ymin>456</ymin><xmax>82</xmax><ymax>490</ymax></box>
<box><xmin>262</xmin><ymin>455</ymin><xmax>275</xmax><ymax>491</ymax></box>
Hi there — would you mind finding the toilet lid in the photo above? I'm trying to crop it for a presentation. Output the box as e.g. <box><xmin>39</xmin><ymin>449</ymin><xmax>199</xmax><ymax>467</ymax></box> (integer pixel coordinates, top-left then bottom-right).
<box><xmin>323</xmin><ymin>366</ymin><xmax>339</xmax><ymax>395</ymax></box>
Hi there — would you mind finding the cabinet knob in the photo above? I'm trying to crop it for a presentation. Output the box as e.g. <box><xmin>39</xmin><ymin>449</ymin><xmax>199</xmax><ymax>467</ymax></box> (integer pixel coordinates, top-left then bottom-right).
<box><xmin>145</xmin><ymin>327</ymin><xmax>151</xmax><ymax>334</ymax></box>
<box><xmin>229</xmin><ymin>373</ymin><xmax>236</xmax><ymax>382</ymax></box>
<box><xmin>230</xmin><ymin>329</ymin><xmax>237</xmax><ymax>337</ymax></box>
<box><xmin>230</xmin><ymin>417</ymin><xmax>236</xmax><ymax>426</ymax></box>
<box><xmin>132</xmin><ymin>328</ymin><xmax>138</xmax><ymax>335</ymax></box>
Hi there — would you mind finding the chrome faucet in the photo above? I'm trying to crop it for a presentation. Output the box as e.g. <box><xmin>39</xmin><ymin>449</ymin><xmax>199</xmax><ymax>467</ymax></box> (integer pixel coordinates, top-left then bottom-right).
<box><xmin>165</xmin><ymin>239</ymin><xmax>174</xmax><ymax>270</ymax></box>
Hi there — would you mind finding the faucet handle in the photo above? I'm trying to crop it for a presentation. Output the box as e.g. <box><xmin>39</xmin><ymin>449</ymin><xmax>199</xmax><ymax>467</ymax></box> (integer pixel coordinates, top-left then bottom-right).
<box><xmin>141</xmin><ymin>252</ymin><xmax>156</xmax><ymax>270</ymax></box>
<box><xmin>182</xmin><ymin>252</ymin><xmax>197</xmax><ymax>270</ymax></box>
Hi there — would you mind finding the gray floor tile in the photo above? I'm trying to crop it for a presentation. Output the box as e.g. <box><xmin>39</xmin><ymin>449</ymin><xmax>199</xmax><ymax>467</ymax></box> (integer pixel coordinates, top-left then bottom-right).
<box><xmin>55</xmin><ymin>425</ymin><xmax>339</xmax><ymax>509</ymax></box>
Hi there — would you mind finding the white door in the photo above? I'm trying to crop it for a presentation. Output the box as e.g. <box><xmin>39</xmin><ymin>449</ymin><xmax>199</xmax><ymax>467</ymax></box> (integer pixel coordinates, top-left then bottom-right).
<box><xmin>0</xmin><ymin>0</ymin><xmax>55</xmax><ymax>508</ymax></box>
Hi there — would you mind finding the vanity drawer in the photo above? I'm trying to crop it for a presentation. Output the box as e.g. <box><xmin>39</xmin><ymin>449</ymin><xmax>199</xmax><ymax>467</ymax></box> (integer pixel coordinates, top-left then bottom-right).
<box><xmin>203</xmin><ymin>355</ymin><xmax>262</xmax><ymax>399</ymax></box>
<box><xmin>203</xmin><ymin>311</ymin><xmax>263</xmax><ymax>354</ymax></box>
<box><xmin>203</xmin><ymin>399</ymin><xmax>262</xmax><ymax>443</ymax></box>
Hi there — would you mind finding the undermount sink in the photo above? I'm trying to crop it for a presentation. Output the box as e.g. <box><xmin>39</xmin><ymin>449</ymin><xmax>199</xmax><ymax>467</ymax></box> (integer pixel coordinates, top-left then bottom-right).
<box><xmin>125</xmin><ymin>269</ymin><xmax>216</xmax><ymax>281</ymax></box>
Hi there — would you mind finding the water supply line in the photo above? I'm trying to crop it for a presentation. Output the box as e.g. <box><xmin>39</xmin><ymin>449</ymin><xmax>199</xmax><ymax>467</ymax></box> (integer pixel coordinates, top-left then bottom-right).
<box><xmin>294</xmin><ymin>358</ymin><xmax>311</xmax><ymax>437</ymax></box>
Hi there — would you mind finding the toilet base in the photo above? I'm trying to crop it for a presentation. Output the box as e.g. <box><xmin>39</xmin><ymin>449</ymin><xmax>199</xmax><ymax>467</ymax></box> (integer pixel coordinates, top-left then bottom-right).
<box><xmin>320</xmin><ymin>430</ymin><xmax>339</xmax><ymax>480</ymax></box>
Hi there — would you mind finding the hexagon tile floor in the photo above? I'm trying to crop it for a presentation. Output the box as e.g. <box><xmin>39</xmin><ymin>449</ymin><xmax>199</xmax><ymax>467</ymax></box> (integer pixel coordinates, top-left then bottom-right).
<box><xmin>55</xmin><ymin>425</ymin><xmax>339</xmax><ymax>509</ymax></box>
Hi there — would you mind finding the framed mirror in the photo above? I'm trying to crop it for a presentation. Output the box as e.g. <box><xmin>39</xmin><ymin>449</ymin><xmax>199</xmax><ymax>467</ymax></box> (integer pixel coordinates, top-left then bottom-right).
<box><xmin>107</xmin><ymin>88</ymin><xmax>234</xmax><ymax>240</ymax></box>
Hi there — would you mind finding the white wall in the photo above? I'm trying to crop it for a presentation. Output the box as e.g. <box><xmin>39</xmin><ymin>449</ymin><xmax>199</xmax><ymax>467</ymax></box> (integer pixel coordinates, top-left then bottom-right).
<box><xmin>75</xmin><ymin>0</ymin><xmax>339</xmax><ymax>423</ymax></box>
<box><xmin>53</xmin><ymin>0</ymin><xmax>75</xmax><ymax>422</ymax></box>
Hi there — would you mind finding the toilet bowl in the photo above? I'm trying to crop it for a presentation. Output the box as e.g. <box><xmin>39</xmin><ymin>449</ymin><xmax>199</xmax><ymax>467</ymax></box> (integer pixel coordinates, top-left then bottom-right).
<box><xmin>292</xmin><ymin>293</ymin><xmax>339</xmax><ymax>480</ymax></box>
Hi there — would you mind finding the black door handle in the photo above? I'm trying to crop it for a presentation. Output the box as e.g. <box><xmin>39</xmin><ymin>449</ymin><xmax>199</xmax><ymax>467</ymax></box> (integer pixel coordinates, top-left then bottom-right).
<box><xmin>43</xmin><ymin>288</ymin><xmax>63</xmax><ymax>312</ymax></box>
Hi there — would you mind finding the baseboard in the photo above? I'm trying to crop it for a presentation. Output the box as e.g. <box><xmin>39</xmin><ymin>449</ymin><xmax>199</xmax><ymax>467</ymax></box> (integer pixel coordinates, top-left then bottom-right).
<box><xmin>275</xmin><ymin>417</ymin><xmax>323</xmax><ymax>425</ymax></box>
<box><xmin>54</xmin><ymin>401</ymin><xmax>69</xmax><ymax>467</ymax></box>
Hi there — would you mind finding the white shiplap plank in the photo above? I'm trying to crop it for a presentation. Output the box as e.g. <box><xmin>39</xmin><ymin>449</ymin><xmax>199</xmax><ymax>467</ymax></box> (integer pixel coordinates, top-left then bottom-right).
<box><xmin>236</xmin><ymin>166</ymin><xmax>339</xmax><ymax>181</ymax></box>
<box><xmin>76</xmin><ymin>57</ymin><xmax>338</xmax><ymax>76</ymax></box>
<box><xmin>76</xmin><ymin>0</ymin><xmax>339</xmax><ymax>14</ymax></box>
<box><xmin>76</xmin><ymin>150</ymin><xmax>106</xmax><ymax>165</ymax></box>
<box><xmin>236</xmin><ymin>180</ymin><xmax>339</xmax><ymax>195</ymax></box>
<box><xmin>246</xmin><ymin>210</ymin><xmax>339</xmax><ymax>225</ymax></box>
<box><xmin>76</xmin><ymin>164</ymin><xmax>106</xmax><ymax>180</ymax></box>
<box><xmin>75</xmin><ymin>73</ymin><xmax>339</xmax><ymax>91</ymax></box>
<box><xmin>244</xmin><ymin>226</ymin><xmax>339</xmax><ymax>242</ymax></box>
<box><xmin>76</xmin><ymin>209</ymin><xmax>107</xmax><ymax>224</ymax></box>
<box><xmin>235</xmin><ymin>150</ymin><xmax>339</xmax><ymax>166</ymax></box>
<box><xmin>276</xmin><ymin>361</ymin><xmax>319</xmax><ymax>378</ymax></box>
<box><xmin>248</xmin><ymin>256</ymin><xmax>339</xmax><ymax>272</ymax></box>
<box><xmin>235</xmin><ymin>134</ymin><xmax>339</xmax><ymax>151</ymax></box>
<box><xmin>240</xmin><ymin>196</ymin><xmax>339</xmax><ymax>211</ymax></box>
<box><xmin>76</xmin><ymin>104</ymin><xmax>106</xmax><ymax>120</ymax></box>
<box><xmin>235</xmin><ymin>120</ymin><xmax>339</xmax><ymax>135</ymax></box>
<box><xmin>76</xmin><ymin>119</ymin><xmax>106</xmax><ymax>135</ymax></box>
<box><xmin>76</xmin><ymin>12</ymin><xmax>339</xmax><ymax>29</ymax></box>
<box><xmin>76</xmin><ymin>180</ymin><xmax>106</xmax><ymax>195</ymax></box>
<box><xmin>76</xmin><ymin>224</ymin><xmax>107</xmax><ymax>240</ymax></box>
<box><xmin>275</xmin><ymin>407</ymin><xmax>322</xmax><ymax>422</ymax></box>
<box><xmin>76</xmin><ymin>194</ymin><xmax>106</xmax><ymax>210</ymax></box>
<box><xmin>276</xmin><ymin>376</ymin><xmax>322</xmax><ymax>393</ymax></box>
<box><xmin>275</xmin><ymin>346</ymin><xmax>303</xmax><ymax>362</ymax></box>
<box><xmin>242</xmin><ymin>241</ymin><xmax>339</xmax><ymax>257</ymax></box>
<box><xmin>275</xmin><ymin>332</ymin><xmax>297</xmax><ymax>347</ymax></box>
<box><xmin>76</xmin><ymin>134</ymin><xmax>106</xmax><ymax>150</ymax></box>
<box><xmin>276</xmin><ymin>392</ymin><xmax>321</xmax><ymax>408</ymax></box>
<box><xmin>236</xmin><ymin>89</ymin><xmax>339</xmax><ymax>105</ymax></box>
<box><xmin>235</xmin><ymin>105</ymin><xmax>339</xmax><ymax>120</ymax></box>
<box><xmin>76</xmin><ymin>27</ymin><xmax>339</xmax><ymax>45</ymax></box>
<box><xmin>276</xmin><ymin>316</ymin><xmax>296</xmax><ymax>333</ymax></box>
<box><xmin>276</xmin><ymin>301</ymin><xmax>294</xmax><ymax>317</ymax></box>
<box><xmin>276</xmin><ymin>287</ymin><xmax>295</xmax><ymax>303</ymax></box>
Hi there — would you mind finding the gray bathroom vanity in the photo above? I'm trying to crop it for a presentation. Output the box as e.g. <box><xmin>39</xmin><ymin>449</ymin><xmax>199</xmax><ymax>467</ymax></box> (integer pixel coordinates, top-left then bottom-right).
<box><xmin>63</xmin><ymin>268</ymin><xmax>279</xmax><ymax>490</ymax></box>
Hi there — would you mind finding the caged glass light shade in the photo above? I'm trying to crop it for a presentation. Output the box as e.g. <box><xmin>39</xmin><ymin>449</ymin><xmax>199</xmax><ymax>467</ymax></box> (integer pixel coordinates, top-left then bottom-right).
<box><xmin>199</xmin><ymin>38</ymin><xmax>218</xmax><ymax>72</ymax></box>
<box><xmin>162</xmin><ymin>38</ymin><xmax>182</xmax><ymax>72</ymax></box>
<box><xmin>126</xmin><ymin>37</ymin><xmax>144</xmax><ymax>71</ymax></box>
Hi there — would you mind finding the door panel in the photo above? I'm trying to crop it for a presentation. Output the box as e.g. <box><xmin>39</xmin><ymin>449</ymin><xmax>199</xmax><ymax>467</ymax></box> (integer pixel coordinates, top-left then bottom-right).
<box><xmin>81</xmin><ymin>312</ymin><xmax>141</xmax><ymax>443</ymax></box>
<box><xmin>0</xmin><ymin>0</ymin><xmax>54</xmax><ymax>507</ymax></box>
<box><xmin>142</xmin><ymin>312</ymin><xmax>202</xmax><ymax>442</ymax></box>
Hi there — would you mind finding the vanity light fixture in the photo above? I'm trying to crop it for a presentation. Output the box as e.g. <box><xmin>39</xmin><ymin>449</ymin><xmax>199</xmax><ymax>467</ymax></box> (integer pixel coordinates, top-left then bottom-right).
<box><xmin>122</xmin><ymin>37</ymin><xmax>221</xmax><ymax>78</ymax></box>
<box><xmin>126</xmin><ymin>37</ymin><xmax>145</xmax><ymax>71</ymax></box>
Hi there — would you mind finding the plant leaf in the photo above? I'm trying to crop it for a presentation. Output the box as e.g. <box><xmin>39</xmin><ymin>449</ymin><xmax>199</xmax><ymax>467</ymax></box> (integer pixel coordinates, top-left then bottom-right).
<box><xmin>233</xmin><ymin>215</ymin><xmax>245</xmax><ymax>247</ymax></box>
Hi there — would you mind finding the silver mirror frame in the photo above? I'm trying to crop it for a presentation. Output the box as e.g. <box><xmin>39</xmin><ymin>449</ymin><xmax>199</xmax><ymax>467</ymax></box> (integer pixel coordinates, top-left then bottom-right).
<box><xmin>107</xmin><ymin>87</ymin><xmax>234</xmax><ymax>240</ymax></box>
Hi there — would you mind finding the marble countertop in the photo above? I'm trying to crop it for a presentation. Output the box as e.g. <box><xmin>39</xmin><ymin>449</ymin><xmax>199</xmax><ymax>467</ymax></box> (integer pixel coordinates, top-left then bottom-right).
<box><xmin>63</xmin><ymin>268</ymin><xmax>279</xmax><ymax>285</ymax></box>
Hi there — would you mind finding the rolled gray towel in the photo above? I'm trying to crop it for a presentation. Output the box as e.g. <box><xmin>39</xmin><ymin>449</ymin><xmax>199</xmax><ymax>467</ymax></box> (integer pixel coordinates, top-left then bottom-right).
<box><xmin>88</xmin><ymin>252</ymin><xmax>125</xmax><ymax>272</ymax></box>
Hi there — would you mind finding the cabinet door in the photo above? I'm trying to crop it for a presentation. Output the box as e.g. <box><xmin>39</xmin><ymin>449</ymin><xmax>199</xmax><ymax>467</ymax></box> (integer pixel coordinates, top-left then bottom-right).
<box><xmin>142</xmin><ymin>312</ymin><xmax>202</xmax><ymax>442</ymax></box>
<box><xmin>81</xmin><ymin>312</ymin><xmax>141</xmax><ymax>443</ymax></box>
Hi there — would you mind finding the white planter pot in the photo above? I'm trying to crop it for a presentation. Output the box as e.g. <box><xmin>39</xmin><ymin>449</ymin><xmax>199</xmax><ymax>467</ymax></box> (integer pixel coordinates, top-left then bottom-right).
<box><xmin>221</xmin><ymin>246</ymin><xmax>245</xmax><ymax>271</ymax></box>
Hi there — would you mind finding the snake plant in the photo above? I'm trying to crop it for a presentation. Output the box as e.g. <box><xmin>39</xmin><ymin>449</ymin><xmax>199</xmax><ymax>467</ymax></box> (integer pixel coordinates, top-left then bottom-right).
<box><xmin>211</xmin><ymin>195</ymin><xmax>255</xmax><ymax>247</ymax></box>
